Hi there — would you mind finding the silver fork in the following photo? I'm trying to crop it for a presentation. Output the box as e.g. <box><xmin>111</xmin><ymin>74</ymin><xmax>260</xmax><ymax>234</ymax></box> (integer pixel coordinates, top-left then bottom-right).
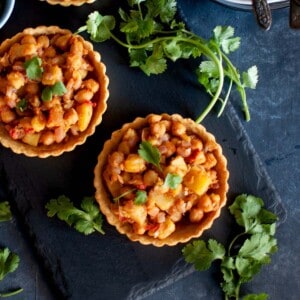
<box><xmin>252</xmin><ymin>0</ymin><xmax>272</xmax><ymax>30</ymax></box>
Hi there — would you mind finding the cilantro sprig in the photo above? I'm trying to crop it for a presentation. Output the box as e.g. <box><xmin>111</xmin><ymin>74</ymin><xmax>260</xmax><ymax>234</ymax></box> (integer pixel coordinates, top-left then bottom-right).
<box><xmin>45</xmin><ymin>195</ymin><xmax>105</xmax><ymax>235</ymax></box>
<box><xmin>77</xmin><ymin>1</ymin><xmax>258</xmax><ymax>122</ymax></box>
<box><xmin>182</xmin><ymin>194</ymin><xmax>278</xmax><ymax>300</ymax></box>
<box><xmin>0</xmin><ymin>247</ymin><xmax>23</xmax><ymax>298</ymax></box>
<box><xmin>0</xmin><ymin>201</ymin><xmax>12</xmax><ymax>222</ymax></box>
<box><xmin>0</xmin><ymin>248</ymin><xmax>20</xmax><ymax>281</ymax></box>
<box><xmin>0</xmin><ymin>203</ymin><xmax>23</xmax><ymax>298</ymax></box>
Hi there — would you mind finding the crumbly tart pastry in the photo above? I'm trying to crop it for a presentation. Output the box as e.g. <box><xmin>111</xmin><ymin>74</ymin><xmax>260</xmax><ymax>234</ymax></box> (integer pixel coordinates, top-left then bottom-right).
<box><xmin>0</xmin><ymin>26</ymin><xmax>109</xmax><ymax>157</ymax></box>
<box><xmin>40</xmin><ymin>0</ymin><xmax>96</xmax><ymax>6</ymax></box>
<box><xmin>94</xmin><ymin>114</ymin><xmax>229</xmax><ymax>247</ymax></box>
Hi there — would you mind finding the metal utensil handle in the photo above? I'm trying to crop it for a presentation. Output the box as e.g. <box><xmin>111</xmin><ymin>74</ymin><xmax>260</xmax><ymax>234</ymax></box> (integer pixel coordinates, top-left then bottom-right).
<box><xmin>290</xmin><ymin>0</ymin><xmax>300</xmax><ymax>28</ymax></box>
<box><xmin>252</xmin><ymin>0</ymin><xmax>272</xmax><ymax>30</ymax></box>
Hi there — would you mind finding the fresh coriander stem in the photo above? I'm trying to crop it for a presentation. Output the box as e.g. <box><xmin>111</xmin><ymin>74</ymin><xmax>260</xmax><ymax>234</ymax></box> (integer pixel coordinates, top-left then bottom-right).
<box><xmin>228</xmin><ymin>231</ymin><xmax>246</xmax><ymax>256</ymax></box>
<box><xmin>106</xmin><ymin>29</ymin><xmax>225</xmax><ymax>123</ymax></box>
<box><xmin>0</xmin><ymin>288</ymin><xmax>23</xmax><ymax>298</ymax></box>
<box><xmin>221</xmin><ymin>54</ymin><xmax>250</xmax><ymax>121</ymax></box>
<box><xmin>217</xmin><ymin>78</ymin><xmax>233</xmax><ymax>117</ymax></box>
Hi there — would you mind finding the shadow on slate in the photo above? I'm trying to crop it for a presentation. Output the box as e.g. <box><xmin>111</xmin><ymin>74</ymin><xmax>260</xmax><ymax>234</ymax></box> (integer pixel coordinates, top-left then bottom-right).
<box><xmin>0</xmin><ymin>0</ymin><xmax>286</xmax><ymax>299</ymax></box>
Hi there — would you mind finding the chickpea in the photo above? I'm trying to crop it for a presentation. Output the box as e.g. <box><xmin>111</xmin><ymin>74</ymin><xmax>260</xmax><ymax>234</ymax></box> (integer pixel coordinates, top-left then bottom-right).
<box><xmin>25</xmin><ymin>82</ymin><xmax>40</xmax><ymax>95</ymax></box>
<box><xmin>74</xmin><ymin>89</ymin><xmax>94</xmax><ymax>103</ymax></box>
<box><xmin>81</xmin><ymin>79</ymin><xmax>99</xmax><ymax>93</ymax></box>
<box><xmin>197</xmin><ymin>194</ymin><xmax>214</xmax><ymax>212</ymax></box>
<box><xmin>9</xmin><ymin>43</ymin><xmax>37</xmax><ymax>62</ymax></box>
<box><xmin>37</xmin><ymin>35</ymin><xmax>50</xmax><ymax>49</ymax></box>
<box><xmin>189</xmin><ymin>207</ymin><xmax>204</xmax><ymax>223</ymax></box>
<box><xmin>124</xmin><ymin>154</ymin><xmax>146</xmax><ymax>173</ymax></box>
<box><xmin>53</xmin><ymin>34</ymin><xmax>71</xmax><ymax>51</ymax></box>
<box><xmin>0</xmin><ymin>108</ymin><xmax>16</xmax><ymax>123</ymax></box>
<box><xmin>47</xmin><ymin>104</ymin><xmax>64</xmax><ymax>128</ymax></box>
<box><xmin>172</xmin><ymin>120</ymin><xmax>186</xmax><ymax>136</ymax></box>
<box><xmin>64</xmin><ymin>108</ymin><xmax>78</xmax><ymax>127</ymax></box>
<box><xmin>7</xmin><ymin>71</ymin><xmax>25</xmax><ymax>89</ymax></box>
<box><xmin>203</xmin><ymin>153</ymin><xmax>217</xmax><ymax>169</ymax></box>
<box><xmin>39</xmin><ymin>130</ymin><xmax>55</xmax><ymax>146</ymax></box>
<box><xmin>41</xmin><ymin>65</ymin><xmax>63</xmax><ymax>85</ymax></box>
<box><xmin>43</xmin><ymin>46</ymin><xmax>56</xmax><ymax>58</ymax></box>
<box><xmin>70</xmin><ymin>37</ymin><xmax>84</xmax><ymax>55</ymax></box>
<box><xmin>143</xmin><ymin>170</ymin><xmax>158</xmax><ymax>186</ymax></box>
<box><xmin>159</xmin><ymin>141</ymin><xmax>176</xmax><ymax>158</ymax></box>
<box><xmin>108</xmin><ymin>152</ymin><xmax>125</xmax><ymax>168</ymax></box>
<box><xmin>150</xmin><ymin>121</ymin><xmax>166</xmax><ymax>137</ymax></box>
<box><xmin>21</xmin><ymin>35</ymin><xmax>36</xmax><ymax>45</ymax></box>
<box><xmin>31</xmin><ymin>113</ymin><xmax>46</xmax><ymax>132</ymax></box>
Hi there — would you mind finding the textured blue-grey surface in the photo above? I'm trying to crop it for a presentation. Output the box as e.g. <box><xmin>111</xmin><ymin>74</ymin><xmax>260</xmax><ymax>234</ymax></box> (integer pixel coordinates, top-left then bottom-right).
<box><xmin>0</xmin><ymin>0</ymin><xmax>299</xmax><ymax>299</ymax></box>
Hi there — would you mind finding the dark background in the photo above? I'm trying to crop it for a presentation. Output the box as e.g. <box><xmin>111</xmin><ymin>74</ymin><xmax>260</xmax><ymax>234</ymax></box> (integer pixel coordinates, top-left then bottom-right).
<box><xmin>0</xmin><ymin>0</ymin><xmax>299</xmax><ymax>299</ymax></box>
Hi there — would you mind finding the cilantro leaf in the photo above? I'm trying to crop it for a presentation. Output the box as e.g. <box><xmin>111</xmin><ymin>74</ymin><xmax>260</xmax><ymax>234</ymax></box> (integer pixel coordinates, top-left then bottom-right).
<box><xmin>77</xmin><ymin>11</ymin><xmax>115</xmax><ymax>43</ymax></box>
<box><xmin>45</xmin><ymin>195</ymin><xmax>105</xmax><ymax>235</ymax></box>
<box><xmin>213</xmin><ymin>26</ymin><xmax>240</xmax><ymax>54</ymax></box>
<box><xmin>134</xmin><ymin>190</ymin><xmax>147</xmax><ymax>205</ymax></box>
<box><xmin>0</xmin><ymin>201</ymin><xmax>12</xmax><ymax>222</ymax></box>
<box><xmin>24</xmin><ymin>56</ymin><xmax>43</xmax><ymax>80</ymax></box>
<box><xmin>0</xmin><ymin>248</ymin><xmax>20</xmax><ymax>281</ymax></box>
<box><xmin>182</xmin><ymin>239</ymin><xmax>225</xmax><ymax>271</ymax></box>
<box><xmin>16</xmin><ymin>98</ymin><xmax>28</xmax><ymax>112</ymax></box>
<box><xmin>138</xmin><ymin>141</ymin><xmax>162</xmax><ymax>170</ymax></box>
<box><xmin>242</xmin><ymin>65</ymin><xmax>259</xmax><ymax>89</ymax></box>
<box><xmin>41</xmin><ymin>81</ymin><xmax>67</xmax><ymax>102</ymax></box>
<box><xmin>229</xmin><ymin>194</ymin><xmax>278</xmax><ymax>234</ymax></box>
<box><xmin>163</xmin><ymin>173</ymin><xmax>182</xmax><ymax>189</ymax></box>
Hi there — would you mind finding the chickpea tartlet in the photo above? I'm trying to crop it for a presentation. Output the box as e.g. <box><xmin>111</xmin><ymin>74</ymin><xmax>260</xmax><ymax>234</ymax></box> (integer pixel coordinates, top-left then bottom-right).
<box><xmin>94</xmin><ymin>114</ymin><xmax>229</xmax><ymax>247</ymax></box>
<box><xmin>40</xmin><ymin>0</ymin><xmax>95</xmax><ymax>6</ymax></box>
<box><xmin>0</xmin><ymin>26</ymin><xmax>109</xmax><ymax>157</ymax></box>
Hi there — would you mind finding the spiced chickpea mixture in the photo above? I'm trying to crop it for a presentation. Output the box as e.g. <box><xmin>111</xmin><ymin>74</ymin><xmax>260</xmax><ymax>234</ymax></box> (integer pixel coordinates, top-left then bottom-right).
<box><xmin>102</xmin><ymin>114</ymin><xmax>228</xmax><ymax>240</ymax></box>
<box><xmin>0</xmin><ymin>31</ymin><xmax>101</xmax><ymax>147</ymax></box>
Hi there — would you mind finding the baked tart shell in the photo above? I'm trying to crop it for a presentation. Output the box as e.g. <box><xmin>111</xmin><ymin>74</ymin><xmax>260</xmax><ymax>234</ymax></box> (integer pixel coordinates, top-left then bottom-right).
<box><xmin>94</xmin><ymin>114</ymin><xmax>229</xmax><ymax>247</ymax></box>
<box><xmin>40</xmin><ymin>0</ymin><xmax>96</xmax><ymax>6</ymax></box>
<box><xmin>0</xmin><ymin>26</ymin><xmax>109</xmax><ymax>157</ymax></box>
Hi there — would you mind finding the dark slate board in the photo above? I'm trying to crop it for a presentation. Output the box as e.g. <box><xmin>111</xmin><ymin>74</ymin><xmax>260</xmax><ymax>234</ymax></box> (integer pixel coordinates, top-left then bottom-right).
<box><xmin>0</xmin><ymin>0</ymin><xmax>286</xmax><ymax>299</ymax></box>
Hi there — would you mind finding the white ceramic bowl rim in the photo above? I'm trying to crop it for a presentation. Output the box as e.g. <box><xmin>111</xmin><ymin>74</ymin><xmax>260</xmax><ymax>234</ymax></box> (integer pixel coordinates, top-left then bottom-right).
<box><xmin>0</xmin><ymin>0</ymin><xmax>15</xmax><ymax>29</ymax></box>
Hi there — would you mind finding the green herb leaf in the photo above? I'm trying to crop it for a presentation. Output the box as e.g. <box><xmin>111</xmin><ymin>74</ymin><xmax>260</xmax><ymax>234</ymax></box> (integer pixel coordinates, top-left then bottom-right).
<box><xmin>16</xmin><ymin>98</ymin><xmax>28</xmax><ymax>112</ymax></box>
<box><xmin>41</xmin><ymin>81</ymin><xmax>67</xmax><ymax>102</ymax></box>
<box><xmin>45</xmin><ymin>195</ymin><xmax>105</xmax><ymax>235</ymax></box>
<box><xmin>0</xmin><ymin>248</ymin><xmax>20</xmax><ymax>281</ymax></box>
<box><xmin>0</xmin><ymin>202</ymin><xmax>12</xmax><ymax>222</ymax></box>
<box><xmin>134</xmin><ymin>190</ymin><xmax>147</xmax><ymax>205</ymax></box>
<box><xmin>163</xmin><ymin>173</ymin><xmax>182</xmax><ymax>189</ymax></box>
<box><xmin>24</xmin><ymin>56</ymin><xmax>43</xmax><ymax>80</ymax></box>
<box><xmin>138</xmin><ymin>141</ymin><xmax>161</xmax><ymax>170</ymax></box>
<box><xmin>77</xmin><ymin>11</ymin><xmax>115</xmax><ymax>43</ymax></box>
<box><xmin>242</xmin><ymin>65</ymin><xmax>259</xmax><ymax>89</ymax></box>
<box><xmin>182</xmin><ymin>239</ymin><xmax>225</xmax><ymax>271</ymax></box>
<box><xmin>41</xmin><ymin>86</ymin><xmax>53</xmax><ymax>102</ymax></box>
<box><xmin>243</xmin><ymin>293</ymin><xmax>269</xmax><ymax>300</ymax></box>
<box><xmin>213</xmin><ymin>25</ymin><xmax>240</xmax><ymax>54</ymax></box>
<box><xmin>51</xmin><ymin>81</ymin><xmax>67</xmax><ymax>96</ymax></box>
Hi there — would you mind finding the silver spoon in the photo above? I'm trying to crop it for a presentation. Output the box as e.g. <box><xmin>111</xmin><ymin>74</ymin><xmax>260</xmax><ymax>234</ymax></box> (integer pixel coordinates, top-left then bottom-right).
<box><xmin>252</xmin><ymin>0</ymin><xmax>272</xmax><ymax>30</ymax></box>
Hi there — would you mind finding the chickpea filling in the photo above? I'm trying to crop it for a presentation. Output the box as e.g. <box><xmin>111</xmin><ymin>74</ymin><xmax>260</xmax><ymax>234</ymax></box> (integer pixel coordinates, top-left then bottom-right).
<box><xmin>0</xmin><ymin>32</ymin><xmax>100</xmax><ymax>146</ymax></box>
<box><xmin>103</xmin><ymin>115</ymin><xmax>224</xmax><ymax>240</ymax></box>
